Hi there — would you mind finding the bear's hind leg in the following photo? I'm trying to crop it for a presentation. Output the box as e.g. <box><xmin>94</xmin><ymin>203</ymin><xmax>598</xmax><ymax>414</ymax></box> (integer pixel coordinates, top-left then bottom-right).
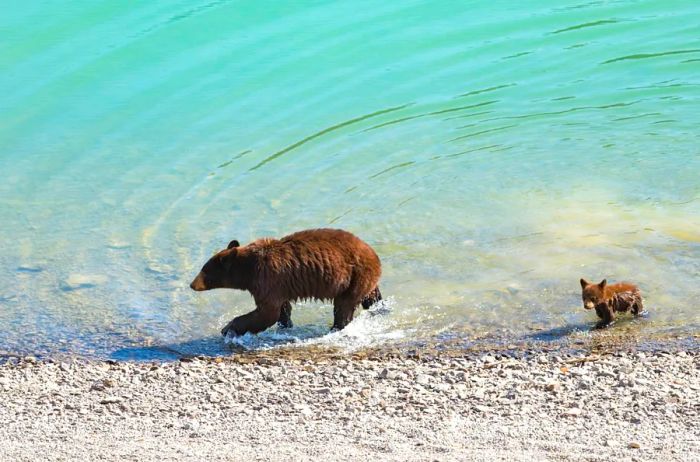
<box><xmin>361</xmin><ymin>286</ymin><xmax>382</xmax><ymax>310</ymax></box>
<box><xmin>277</xmin><ymin>301</ymin><xmax>293</xmax><ymax>328</ymax></box>
<box><xmin>221</xmin><ymin>303</ymin><xmax>281</xmax><ymax>337</ymax></box>
<box><xmin>332</xmin><ymin>296</ymin><xmax>360</xmax><ymax>331</ymax></box>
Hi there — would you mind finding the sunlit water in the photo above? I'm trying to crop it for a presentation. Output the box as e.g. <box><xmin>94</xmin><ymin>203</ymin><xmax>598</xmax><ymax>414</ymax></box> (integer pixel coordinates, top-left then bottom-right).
<box><xmin>1</xmin><ymin>1</ymin><xmax>699</xmax><ymax>360</ymax></box>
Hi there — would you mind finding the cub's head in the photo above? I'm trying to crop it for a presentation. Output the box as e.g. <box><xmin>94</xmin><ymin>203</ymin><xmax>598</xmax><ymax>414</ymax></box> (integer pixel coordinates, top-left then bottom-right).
<box><xmin>580</xmin><ymin>278</ymin><xmax>607</xmax><ymax>310</ymax></box>
<box><xmin>190</xmin><ymin>240</ymin><xmax>252</xmax><ymax>291</ymax></box>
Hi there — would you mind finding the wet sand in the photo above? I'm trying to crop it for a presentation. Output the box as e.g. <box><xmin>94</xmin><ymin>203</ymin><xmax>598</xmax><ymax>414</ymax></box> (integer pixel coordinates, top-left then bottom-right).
<box><xmin>1</xmin><ymin>348</ymin><xmax>698</xmax><ymax>462</ymax></box>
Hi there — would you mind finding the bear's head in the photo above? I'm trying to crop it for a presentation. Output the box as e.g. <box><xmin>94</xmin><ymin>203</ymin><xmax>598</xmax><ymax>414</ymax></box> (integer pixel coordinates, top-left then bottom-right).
<box><xmin>190</xmin><ymin>239</ymin><xmax>254</xmax><ymax>291</ymax></box>
<box><xmin>580</xmin><ymin>278</ymin><xmax>607</xmax><ymax>310</ymax></box>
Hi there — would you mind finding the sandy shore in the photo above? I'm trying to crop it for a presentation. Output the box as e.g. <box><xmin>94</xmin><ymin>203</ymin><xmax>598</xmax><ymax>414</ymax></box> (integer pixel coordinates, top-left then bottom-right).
<box><xmin>0</xmin><ymin>349</ymin><xmax>698</xmax><ymax>462</ymax></box>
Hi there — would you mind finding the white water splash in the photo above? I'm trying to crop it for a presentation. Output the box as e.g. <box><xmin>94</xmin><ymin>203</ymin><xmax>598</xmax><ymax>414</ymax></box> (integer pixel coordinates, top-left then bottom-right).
<box><xmin>223</xmin><ymin>297</ymin><xmax>406</xmax><ymax>352</ymax></box>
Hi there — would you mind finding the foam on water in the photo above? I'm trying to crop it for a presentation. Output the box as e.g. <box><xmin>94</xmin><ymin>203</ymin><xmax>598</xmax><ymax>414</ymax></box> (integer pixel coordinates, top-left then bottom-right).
<box><xmin>224</xmin><ymin>298</ymin><xmax>407</xmax><ymax>353</ymax></box>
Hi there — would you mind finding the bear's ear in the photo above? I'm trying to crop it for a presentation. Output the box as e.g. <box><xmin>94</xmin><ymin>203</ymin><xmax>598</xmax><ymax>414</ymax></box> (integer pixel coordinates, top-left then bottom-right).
<box><xmin>227</xmin><ymin>240</ymin><xmax>240</xmax><ymax>249</ymax></box>
<box><xmin>598</xmin><ymin>279</ymin><xmax>607</xmax><ymax>289</ymax></box>
<box><xmin>580</xmin><ymin>278</ymin><xmax>589</xmax><ymax>289</ymax></box>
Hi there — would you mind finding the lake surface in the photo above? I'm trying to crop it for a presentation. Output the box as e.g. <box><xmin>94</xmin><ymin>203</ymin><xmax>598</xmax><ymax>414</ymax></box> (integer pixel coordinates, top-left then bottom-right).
<box><xmin>1</xmin><ymin>1</ymin><xmax>699</xmax><ymax>360</ymax></box>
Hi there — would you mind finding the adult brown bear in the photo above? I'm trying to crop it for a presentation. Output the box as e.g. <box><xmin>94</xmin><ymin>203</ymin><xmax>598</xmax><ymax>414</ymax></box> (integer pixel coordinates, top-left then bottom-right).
<box><xmin>190</xmin><ymin>228</ymin><xmax>382</xmax><ymax>337</ymax></box>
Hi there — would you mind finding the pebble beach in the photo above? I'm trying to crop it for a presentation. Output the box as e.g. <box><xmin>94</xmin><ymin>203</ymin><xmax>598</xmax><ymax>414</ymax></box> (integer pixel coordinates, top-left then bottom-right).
<box><xmin>1</xmin><ymin>348</ymin><xmax>697</xmax><ymax>461</ymax></box>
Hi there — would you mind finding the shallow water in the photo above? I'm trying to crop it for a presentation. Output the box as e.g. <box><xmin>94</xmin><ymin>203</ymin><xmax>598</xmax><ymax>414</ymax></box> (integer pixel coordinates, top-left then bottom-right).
<box><xmin>1</xmin><ymin>1</ymin><xmax>699</xmax><ymax>360</ymax></box>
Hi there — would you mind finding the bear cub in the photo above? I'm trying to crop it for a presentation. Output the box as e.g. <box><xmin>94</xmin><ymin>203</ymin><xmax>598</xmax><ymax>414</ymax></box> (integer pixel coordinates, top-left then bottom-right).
<box><xmin>190</xmin><ymin>228</ymin><xmax>382</xmax><ymax>337</ymax></box>
<box><xmin>580</xmin><ymin>278</ymin><xmax>644</xmax><ymax>328</ymax></box>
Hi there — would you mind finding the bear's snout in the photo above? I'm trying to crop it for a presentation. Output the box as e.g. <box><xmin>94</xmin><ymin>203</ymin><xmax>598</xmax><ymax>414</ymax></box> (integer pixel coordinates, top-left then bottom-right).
<box><xmin>584</xmin><ymin>301</ymin><xmax>595</xmax><ymax>310</ymax></box>
<box><xmin>190</xmin><ymin>272</ymin><xmax>208</xmax><ymax>291</ymax></box>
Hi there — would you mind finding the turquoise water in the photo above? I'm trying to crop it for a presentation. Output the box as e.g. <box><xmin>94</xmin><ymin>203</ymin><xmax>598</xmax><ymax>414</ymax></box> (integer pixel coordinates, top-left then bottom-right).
<box><xmin>1</xmin><ymin>1</ymin><xmax>699</xmax><ymax>359</ymax></box>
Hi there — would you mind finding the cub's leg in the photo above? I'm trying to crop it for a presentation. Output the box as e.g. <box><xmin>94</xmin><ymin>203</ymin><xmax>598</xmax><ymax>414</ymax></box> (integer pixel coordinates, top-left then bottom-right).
<box><xmin>361</xmin><ymin>286</ymin><xmax>382</xmax><ymax>309</ymax></box>
<box><xmin>632</xmin><ymin>296</ymin><xmax>644</xmax><ymax>316</ymax></box>
<box><xmin>594</xmin><ymin>303</ymin><xmax>615</xmax><ymax>329</ymax></box>
<box><xmin>277</xmin><ymin>301</ymin><xmax>293</xmax><ymax>328</ymax></box>
<box><xmin>221</xmin><ymin>302</ymin><xmax>281</xmax><ymax>337</ymax></box>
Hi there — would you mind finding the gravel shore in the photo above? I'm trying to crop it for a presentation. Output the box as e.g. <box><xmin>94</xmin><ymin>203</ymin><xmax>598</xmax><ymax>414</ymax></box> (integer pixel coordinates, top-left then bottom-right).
<box><xmin>1</xmin><ymin>349</ymin><xmax>698</xmax><ymax>461</ymax></box>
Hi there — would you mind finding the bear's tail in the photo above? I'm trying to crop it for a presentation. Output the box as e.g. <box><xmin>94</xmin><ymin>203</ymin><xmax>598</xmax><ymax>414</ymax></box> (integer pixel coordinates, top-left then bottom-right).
<box><xmin>361</xmin><ymin>286</ymin><xmax>382</xmax><ymax>309</ymax></box>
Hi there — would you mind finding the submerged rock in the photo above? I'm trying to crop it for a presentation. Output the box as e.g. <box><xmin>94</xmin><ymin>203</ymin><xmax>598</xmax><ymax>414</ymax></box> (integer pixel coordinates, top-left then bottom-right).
<box><xmin>61</xmin><ymin>274</ymin><xmax>107</xmax><ymax>291</ymax></box>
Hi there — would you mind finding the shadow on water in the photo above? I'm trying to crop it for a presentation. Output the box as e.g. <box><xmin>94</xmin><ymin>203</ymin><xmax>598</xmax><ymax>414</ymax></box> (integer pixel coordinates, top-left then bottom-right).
<box><xmin>110</xmin><ymin>336</ymin><xmax>238</xmax><ymax>361</ymax></box>
<box><xmin>526</xmin><ymin>322</ymin><xmax>592</xmax><ymax>342</ymax></box>
<box><xmin>109</xmin><ymin>324</ymin><xmax>336</xmax><ymax>361</ymax></box>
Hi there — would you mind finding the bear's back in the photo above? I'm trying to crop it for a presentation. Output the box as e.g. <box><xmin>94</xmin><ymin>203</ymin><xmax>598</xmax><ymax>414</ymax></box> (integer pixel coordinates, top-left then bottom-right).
<box><xmin>279</xmin><ymin>228</ymin><xmax>380</xmax><ymax>272</ymax></box>
<box><xmin>252</xmin><ymin>228</ymin><xmax>380</xmax><ymax>302</ymax></box>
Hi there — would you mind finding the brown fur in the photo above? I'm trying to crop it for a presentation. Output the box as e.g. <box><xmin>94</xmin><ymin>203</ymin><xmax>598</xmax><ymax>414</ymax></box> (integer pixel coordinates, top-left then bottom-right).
<box><xmin>190</xmin><ymin>228</ymin><xmax>382</xmax><ymax>336</ymax></box>
<box><xmin>580</xmin><ymin>278</ymin><xmax>644</xmax><ymax>327</ymax></box>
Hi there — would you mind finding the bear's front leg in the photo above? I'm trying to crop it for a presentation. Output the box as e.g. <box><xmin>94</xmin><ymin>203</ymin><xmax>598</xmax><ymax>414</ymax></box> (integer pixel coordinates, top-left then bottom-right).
<box><xmin>221</xmin><ymin>303</ymin><xmax>281</xmax><ymax>337</ymax></box>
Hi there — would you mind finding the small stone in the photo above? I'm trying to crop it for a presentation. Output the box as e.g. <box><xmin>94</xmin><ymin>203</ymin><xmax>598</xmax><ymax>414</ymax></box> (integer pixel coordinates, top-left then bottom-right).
<box><xmin>416</xmin><ymin>374</ymin><xmax>431</xmax><ymax>385</ymax></box>
<box><xmin>561</xmin><ymin>408</ymin><xmax>581</xmax><ymax>417</ymax></box>
<box><xmin>434</xmin><ymin>383</ymin><xmax>450</xmax><ymax>392</ymax></box>
<box><xmin>91</xmin><ymin>379</ymin><xmax>116</xmax><ymax>391</ymax></box>
<box><xmin>628</xmin><ymin>442</ymin><xmax>641</xmax><ymax>449</ymax></box>
<box><xmin>23</xmin><ymin>356</ymin><xmax>37</xmax><ymax>364</ymax></box>
<box><xmin>100</xmin><ymin>397</ymin><xmax>122</xmax><ymax>404</ymax></box>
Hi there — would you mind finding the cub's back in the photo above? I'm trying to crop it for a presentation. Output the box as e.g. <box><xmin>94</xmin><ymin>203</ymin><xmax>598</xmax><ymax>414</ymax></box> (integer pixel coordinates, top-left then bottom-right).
<box><xmin>608</xmin><ymin>282</ymin><xmax>639</xmax><ymax>295</ymax></box>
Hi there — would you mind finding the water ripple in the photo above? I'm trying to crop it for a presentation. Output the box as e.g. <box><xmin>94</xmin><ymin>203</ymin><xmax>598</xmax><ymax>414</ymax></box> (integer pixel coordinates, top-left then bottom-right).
<box><xmin>363</xmin><ymin>101</ymin><xmax>496</xmax><ymax>132</ymax></box>
<box><xmin>454</xmin><ymin>84</ymin><xmax>516</xmax><ymax>99</ymax></box>
<box><xmin>550</xmin><ymin>19</ymin><xmax>619</xmax><ymax>34</ymax></box>
<box><xmin>602</xmin><ymin>49</ymin><xmax>700</xmax><ymax>64</ymax></box>
<box><xmin>249</xmin><ymin>104</ymin><xmax>412</xmax><ymax>171</ymax></box>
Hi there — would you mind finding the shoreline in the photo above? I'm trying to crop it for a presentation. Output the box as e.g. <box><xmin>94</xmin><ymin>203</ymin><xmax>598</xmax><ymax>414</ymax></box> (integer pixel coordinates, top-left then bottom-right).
<box><xmin>1</xmin><ymin>349</ymin><xmax>697</xmax><ymax>461</ymax></box>
<box><xmin>2</xmin><ymin>322</ymin><xmax>698</xmax><ymax>364</ymax></box>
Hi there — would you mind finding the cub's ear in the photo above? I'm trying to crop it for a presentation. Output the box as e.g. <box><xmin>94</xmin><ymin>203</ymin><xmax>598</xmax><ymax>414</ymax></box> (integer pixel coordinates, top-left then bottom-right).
<box><xmin>227</xmin><ymin>240</ymin><xmax>240</xmax><ymax>249</ymax></box>
<box><xmin>580</xmin><ymin>278</ymin><xmax>589</xmax><ymax>289</ymax></box>
<box><xmin>598</xmin><ymin>279</ymin><xmax>607</xmax><ymax>289</ymax></box>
